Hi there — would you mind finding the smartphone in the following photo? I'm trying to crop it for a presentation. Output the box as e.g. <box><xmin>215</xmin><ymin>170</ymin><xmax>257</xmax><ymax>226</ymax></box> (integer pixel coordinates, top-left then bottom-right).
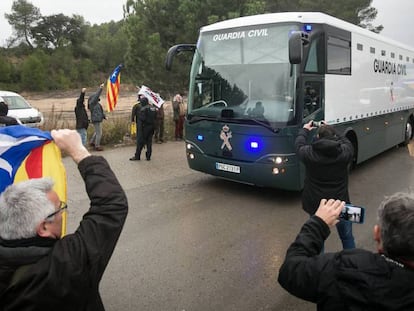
<box><xmin>339</xmin><ymin>204</ymin><xmax>365</xmax><ymax>224</ymax></box>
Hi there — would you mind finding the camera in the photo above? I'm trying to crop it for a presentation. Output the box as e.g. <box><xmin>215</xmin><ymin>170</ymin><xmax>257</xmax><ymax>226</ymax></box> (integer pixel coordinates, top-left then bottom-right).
<box><xmin>339</xmin><ymin>204</ymin><xmax>365</xmax><ymax>224</ymax></box>
<box><xmin>311</xmin><ymin>121</ymin><xmax>324</xmax><ymax>127</ymax></box>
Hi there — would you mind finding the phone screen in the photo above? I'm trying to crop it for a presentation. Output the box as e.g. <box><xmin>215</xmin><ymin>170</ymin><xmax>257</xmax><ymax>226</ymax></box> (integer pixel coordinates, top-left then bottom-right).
<box><xmin>339</xmin><ymin>204</ymin><xmax>365</xmax><ymax>224</ymax></box>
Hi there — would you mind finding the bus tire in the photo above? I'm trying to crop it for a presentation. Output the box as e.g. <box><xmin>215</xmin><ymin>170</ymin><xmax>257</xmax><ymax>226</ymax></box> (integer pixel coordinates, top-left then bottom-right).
<box><xmin>402</xmin><ymin>119</ymin><xmax>413</xmax><ymax>146</ymax></box>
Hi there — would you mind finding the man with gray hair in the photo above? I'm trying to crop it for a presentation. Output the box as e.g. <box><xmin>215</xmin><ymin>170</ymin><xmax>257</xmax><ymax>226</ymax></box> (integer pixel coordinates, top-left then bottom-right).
<box><xmin>278</xmin><ymin>194</ymin><xmax>414</xmax><ymax>310</ymax></box>
<box><xmin>0</xmin><ymin>129</ymin><xmax>128</xmax><ymax>310</ymax></box>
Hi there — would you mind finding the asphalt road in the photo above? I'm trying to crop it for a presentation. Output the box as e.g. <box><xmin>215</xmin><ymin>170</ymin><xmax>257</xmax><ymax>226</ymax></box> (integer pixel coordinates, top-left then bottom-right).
<box><xmin>63</xmin><ymin>140</ymin><xmax>414</xmax><ymax>311</ymax></box>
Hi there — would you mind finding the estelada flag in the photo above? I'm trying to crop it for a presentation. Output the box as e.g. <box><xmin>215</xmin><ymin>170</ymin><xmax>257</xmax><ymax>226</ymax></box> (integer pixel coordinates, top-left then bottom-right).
<box><xmin>138</xmin><ymin>85</ymin><xmax>165</xmax><ymax>108</ymax></box>
<box><xmin>0</xmin><ymin>125</ymin><xmax>68</xmax><ymax>235</ymax></box>
<box><xmin>106</xmin><ymin>64</ymin><xmax>123</xmax><ymax>112</ymax></box>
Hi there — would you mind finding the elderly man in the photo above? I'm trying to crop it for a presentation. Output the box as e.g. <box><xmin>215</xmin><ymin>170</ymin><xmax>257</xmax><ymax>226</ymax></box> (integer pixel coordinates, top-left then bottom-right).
<box><xmin>0</xmin><ymin>129</ymin><xmax>128</xmax><ymax>310</ymax></box>
<box><xmin>278</xmin><ymin>193</ymin><xmax>414</xmax><ymax>310</ymax></box>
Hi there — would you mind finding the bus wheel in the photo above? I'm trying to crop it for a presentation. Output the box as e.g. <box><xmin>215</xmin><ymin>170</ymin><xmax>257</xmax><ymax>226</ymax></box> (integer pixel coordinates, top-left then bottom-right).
<box><xmin>403</xmin><ymin>120</ymin><xmax>413</xmax><ymax>146</ymax></box>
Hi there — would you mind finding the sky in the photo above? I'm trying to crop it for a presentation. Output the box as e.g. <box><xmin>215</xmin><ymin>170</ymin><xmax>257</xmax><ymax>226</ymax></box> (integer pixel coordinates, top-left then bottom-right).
<box><xmin>0</xmin><ymin>0</ymin><xmax>125</xmax><ymax>46</ymax></box>
<box><xmin>0</xmin><ymin>0</ymin><xmax>413</xmax><ymax>47</ymax></box>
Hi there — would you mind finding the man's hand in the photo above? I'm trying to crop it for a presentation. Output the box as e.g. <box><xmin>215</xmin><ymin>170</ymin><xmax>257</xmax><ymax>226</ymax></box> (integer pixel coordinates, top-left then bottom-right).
<box><xmin>51</xmin><ymin>129</ymin><xmax>91</xmax><ymax>164</ymax></box>
<box><xmin>303</xmin><ymin>120</ymin><xmax>315</xmax><ymax>131</ymax></box>
<box><xmin>100</xmin><ymin>83</ymin><xmax>104</xmax><ymax>88</ymax></box>
<box><xmin>315</xmin><ymin>199</ymin><xmax>345</xmax><ymax>227</ymax></box>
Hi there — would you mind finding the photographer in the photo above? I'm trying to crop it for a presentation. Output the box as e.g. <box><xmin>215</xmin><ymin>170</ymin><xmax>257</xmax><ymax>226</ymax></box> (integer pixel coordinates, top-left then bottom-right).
<box><xmin>278</xmin><ymin>194</ymin><xmax>414</xmax><ymax>310</ymax></box>
<box><xmin>295</xmin><ymin>120</ymin><xmax>355</xmax><ymax>249</ymax></box>
<box><xmin>0</xmin><ymin>129</ymin><xmax>128</xmax><ymax>310</ymax></box>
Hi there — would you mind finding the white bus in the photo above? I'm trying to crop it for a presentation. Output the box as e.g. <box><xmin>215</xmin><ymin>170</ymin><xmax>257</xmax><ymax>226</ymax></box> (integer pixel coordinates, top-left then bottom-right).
<box><xmin>166</xmin><ymin>12</ymin><xmax>414</xmax><ymax>190</ymax></box>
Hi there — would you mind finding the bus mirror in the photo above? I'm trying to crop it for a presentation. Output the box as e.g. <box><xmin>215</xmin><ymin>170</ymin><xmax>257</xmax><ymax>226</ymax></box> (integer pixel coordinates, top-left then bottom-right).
<box><xmin>166</xmin><ymin>44</ymin><xmax>197</xmax><ymax>71</ymax></box>
<box><xmin>289</xmin><ymin>31</ymin><xmax>309</xmax><ymax>64</ymax></box>
<box><xmin>289</xmin><ymin>32</ymin><xmax>303</xmax><ymax>64</ymax></box>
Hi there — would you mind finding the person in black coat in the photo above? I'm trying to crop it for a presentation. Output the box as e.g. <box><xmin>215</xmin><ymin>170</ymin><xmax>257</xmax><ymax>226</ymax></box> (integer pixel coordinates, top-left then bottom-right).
<box><xmin>0</xmin><ymin>129</ymin><xmax>128</xmax><ymax>310</ymax></box>
<box><xmin>295</xmin><ymin>120</ymin><xmax>355</xmax><ymax>249</ymax></box>
<box><xmin>130</xmin><ymin>96</ymin><xmax>157</xmax><ymax>161</ymax></box>
<box><xmin>74</xmin><ymin>87</ymin><xmax>89</xmax><ymax>145</ymax></box>
<box><xmin>278</xmin><ymin>193</ymin><xmax>414</xmax><ymax>311</ymax></box>
<box><xmin>0</xmin><ymin>100</ymin><xmax>19</xmax><ymax>126</ymax></box>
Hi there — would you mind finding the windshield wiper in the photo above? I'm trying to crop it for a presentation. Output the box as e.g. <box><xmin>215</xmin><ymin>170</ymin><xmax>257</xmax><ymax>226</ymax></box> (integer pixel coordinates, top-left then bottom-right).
<box><xmin>188</xmin><ymin>114</ymin><xmax>218</xmax><ymax>124</ymax></box>
<box><xmin>230</xmin><ymin>117</ymin><xmax>280</xmax><ymax>133</ymax></box>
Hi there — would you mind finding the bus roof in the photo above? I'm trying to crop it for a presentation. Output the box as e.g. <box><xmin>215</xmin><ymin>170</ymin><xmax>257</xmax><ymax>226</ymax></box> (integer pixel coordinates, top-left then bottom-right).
<box><xmin>200</xmin><ymin>12</ymin><xmax>414</xmax><ymax>51</ymax></box>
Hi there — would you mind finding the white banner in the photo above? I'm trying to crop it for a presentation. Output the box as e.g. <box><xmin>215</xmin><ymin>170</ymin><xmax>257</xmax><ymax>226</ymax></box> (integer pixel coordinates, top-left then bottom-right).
<box><xmin>138</xmin><ymin>85</ymin><xmax>164</xmax><ymax>108</ymax></box>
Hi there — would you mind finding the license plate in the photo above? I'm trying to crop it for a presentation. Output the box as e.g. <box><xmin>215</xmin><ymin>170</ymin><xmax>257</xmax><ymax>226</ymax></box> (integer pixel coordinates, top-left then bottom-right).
<box><xmin>216</xmin><ymin>162</ymin><xmax>240</xmax><ymax>174</ymax></box>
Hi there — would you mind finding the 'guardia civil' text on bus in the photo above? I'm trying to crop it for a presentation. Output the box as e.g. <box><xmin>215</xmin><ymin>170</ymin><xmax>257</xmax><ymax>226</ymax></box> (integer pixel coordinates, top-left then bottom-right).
<box><xmin>166</xmin><ymin>12</ymin><xmax>414</xmax><ymax>191</ymax></box>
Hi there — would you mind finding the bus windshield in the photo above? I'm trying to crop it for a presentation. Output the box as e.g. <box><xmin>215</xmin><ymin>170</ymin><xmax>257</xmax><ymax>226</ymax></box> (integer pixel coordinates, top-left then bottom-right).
<box><xmin>188</xmin><ymin>23</ymin><xmax>300</xmax><ymax>126</ymax></box>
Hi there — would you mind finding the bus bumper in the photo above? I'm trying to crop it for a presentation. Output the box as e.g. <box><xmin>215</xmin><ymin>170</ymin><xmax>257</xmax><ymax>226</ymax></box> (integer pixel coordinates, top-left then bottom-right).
<box><xmin>185</xmin><ymin>149</ymin><xmax>303</xmax><ymax>191</ymax></box>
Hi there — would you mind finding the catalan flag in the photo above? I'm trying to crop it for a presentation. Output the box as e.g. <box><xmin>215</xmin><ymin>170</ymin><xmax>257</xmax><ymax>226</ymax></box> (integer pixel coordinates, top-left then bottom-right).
<box><xmin>0</xmin><ymin>126</ymin><xmax>67</xmax><ymax>235</ymax></box>
<box><xmin>106</xmin><ymin>64</ymin><xmax>123</xmax><ymax>112</ymax></box>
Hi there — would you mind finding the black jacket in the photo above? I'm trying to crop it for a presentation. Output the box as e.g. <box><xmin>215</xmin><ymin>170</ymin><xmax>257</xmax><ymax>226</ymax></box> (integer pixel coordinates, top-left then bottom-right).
<box><xmin>75</xmin><ymin>91</ymin><xmax>89</xmax><ymax>129</ymax></box>
<box><xmin>278</xmin><ymin>216</ymin><xmax>414</xmax><ymax>310</ymax></box>
<box><xmin>0</xmin><ymin>156</ymin><xmax>128</xmax><ymax>311</ymax></box>
<box><xmin>0</xmin><ymin>116</ymin><xmax>18</xmax><ymax>126</ymax></box>
<box><xmin>295</xmin><ymin>128</ymin><xmax>353</xmax><ymax>214</ymax></box>
<box><xmin>138</xmin><ymin>104</ymin><xmax>157</xmax><ymax>129</ymax></box>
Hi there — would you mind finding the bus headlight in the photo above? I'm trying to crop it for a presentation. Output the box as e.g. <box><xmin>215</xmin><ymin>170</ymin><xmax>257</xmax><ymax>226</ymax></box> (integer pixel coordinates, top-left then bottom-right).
<box><xmin>186</xmin><ymin>143</ymin><xmax>192</xmax><ymax>150</ymax></box>
<box><xmin>274</xmin><ymin>156</ymin><xmax>283</xmax><ymax>164</ymax></box>
<box><xmin>266</xmin><ymin>156</ymin><xmax>288</xmax><ymax>164</ymax></box>
<box><xmin>272</xmin><ymin>167</ymin><xmax>286</xmax><ymax>175</ymax></box>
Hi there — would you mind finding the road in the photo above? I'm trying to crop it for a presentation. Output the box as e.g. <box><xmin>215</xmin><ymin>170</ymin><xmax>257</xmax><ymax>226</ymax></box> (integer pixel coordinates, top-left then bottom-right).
<box><xmin>63</xmin><ymin>140</ymin><xmax>414</xmax><ymax>311</ymax></box>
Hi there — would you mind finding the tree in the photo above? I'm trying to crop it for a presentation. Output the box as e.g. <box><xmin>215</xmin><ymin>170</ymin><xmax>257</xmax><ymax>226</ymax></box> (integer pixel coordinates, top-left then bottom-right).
<box><xmin>5</xmin><ymin>0</ymin><xmax>41</xmax><ymax>49</ymax></box>
<box><xmin>32</xmin><ymin>14</ymin><xmax>88</xmax><ymax>49</ymax></box>
<box><xmin>21</xmin><ymin>51</ymin><xmax>47</xmax><ymax>90</ymax></box>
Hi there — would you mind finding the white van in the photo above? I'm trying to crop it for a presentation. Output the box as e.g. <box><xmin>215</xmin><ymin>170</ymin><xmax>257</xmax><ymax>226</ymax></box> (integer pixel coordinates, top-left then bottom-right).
<box><xmin>0</xmin><ymin>91</ymin><xmax>44</xmax><ymax>127</ymax></box>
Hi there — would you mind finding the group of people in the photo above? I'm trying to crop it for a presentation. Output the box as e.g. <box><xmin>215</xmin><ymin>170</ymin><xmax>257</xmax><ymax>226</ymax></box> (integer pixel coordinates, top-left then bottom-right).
<box><xmin>128</xmin><ymin>92</ymin><xmax>186</xmax><ymax>161</ymax></box>
<box><xmin>74</xmin><ymin>84</ymin><xmax>106</xmax><ymax>151</ymax></box>
<box><xmin>1</xmin><ymin>97</ymin><xmax>414</xmax><ymax>309</ymax></box>
<box><xmin>278</xmin><ymin>120</ymin><xmax>414</xmax><ymax>309</ymax></box>
<box><xmin>74</xmin><ymin>87</ymin><xmax>187</xmax><ymax>160</ymax></box>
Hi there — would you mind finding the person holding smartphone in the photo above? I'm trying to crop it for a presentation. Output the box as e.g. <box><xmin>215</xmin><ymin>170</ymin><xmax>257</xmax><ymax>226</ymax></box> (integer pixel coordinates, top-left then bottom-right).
<box><xmin>278</xmin><ymin>193</ymin><xmax>414</xmax><ymax>310</ymax></box>
<box><xmin>295</xmin><ymin>120</ymin><xmax>355</xmax><ymax>249</ymax></box>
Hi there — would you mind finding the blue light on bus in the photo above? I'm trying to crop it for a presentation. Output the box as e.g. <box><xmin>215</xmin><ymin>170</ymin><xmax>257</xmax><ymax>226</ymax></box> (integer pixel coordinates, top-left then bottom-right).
<box><xmin>304</xmin><ymin>24</ymin><xmax>312</xmax><ymax>32</ymax></box>
<box><xmin>245</xmin><ymin>137</ymin><xmax>263</xmax><ymax>153</ymax></box>
<box><xmin>197</xmin><ymin>134</ymin><xmax>204</xmax><ymax>141</ymax></box>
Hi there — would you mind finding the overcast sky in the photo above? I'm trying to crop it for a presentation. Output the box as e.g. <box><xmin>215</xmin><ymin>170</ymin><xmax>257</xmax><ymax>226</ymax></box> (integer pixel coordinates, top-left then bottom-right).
<box><xmin>0</xmin><ymin>0</ymin><xmax>413</xmax><ymax>47</ymax></box>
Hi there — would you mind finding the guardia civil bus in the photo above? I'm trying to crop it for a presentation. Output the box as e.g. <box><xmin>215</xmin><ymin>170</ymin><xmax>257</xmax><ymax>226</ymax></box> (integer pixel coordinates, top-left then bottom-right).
<box><xmin>166</xmin><ymin>12</ymin><xmax>414</xmax><ymax>191</ymax></box>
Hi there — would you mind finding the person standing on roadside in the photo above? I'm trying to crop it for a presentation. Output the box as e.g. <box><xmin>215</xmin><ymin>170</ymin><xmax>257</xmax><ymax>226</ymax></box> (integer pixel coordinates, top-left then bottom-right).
<box><xmin>0</xmin><ymin>98</ymin><xmax>19</xmax><ymax>126</ymax></box>
<box><xmin>74</xmin><ymin>87</ymin><xmax>89</xmax><ymax>146</ymax></box>
<box><xmin>295</xmin><ymin>120</ymin><xmax>355</xmax><ymax>249</ymax></box>
<box><xmin>129</xmin><ymin>96</ymin><xmax>157</xmax><ymax>161</ymax></box>
<box><xmin>172</xmin><ymin>94</ymin><xmax>184</xmax><ymax>140</ymax></box>
<box><xmin>154</xmin><ymin>104</ymin><xmax>165</xmax><ymax>143</ymax></box>
<box><xmin>88</xmin><ymin>83</ymin><xmax>106</xmax><ymax>151</ymax></box>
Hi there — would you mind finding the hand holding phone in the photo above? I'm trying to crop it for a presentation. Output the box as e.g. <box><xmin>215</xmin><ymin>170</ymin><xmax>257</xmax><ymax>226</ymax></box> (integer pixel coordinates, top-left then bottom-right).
<box><xmin>339</xmin><ymin>204</ymin><xmax>365</xmax><ymax>223</ymax></box>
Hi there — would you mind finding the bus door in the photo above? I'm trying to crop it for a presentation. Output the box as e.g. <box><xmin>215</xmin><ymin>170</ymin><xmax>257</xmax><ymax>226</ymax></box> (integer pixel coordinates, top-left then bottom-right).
<box><xmin>301</xmin><ymin>78</ymin><xmax>324</xmax><ymax>123</ymax></box>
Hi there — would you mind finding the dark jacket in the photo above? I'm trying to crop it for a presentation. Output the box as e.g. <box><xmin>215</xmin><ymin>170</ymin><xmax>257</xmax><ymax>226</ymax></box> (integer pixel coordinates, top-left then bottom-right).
<box><xmin>278</xmin><ymin>216</ymin><xmax>414</xmax><ymax>310</ymax></box>
<box><xmin>139</xmin><ymin>104</ymin><xmax>157</xmax><ymax>129</ymax></box>
<box><xmin>75</xmin><ymin>91</ymin><xmax>89</xmax><ymax>129</ymax></box>
<box><xmin>0</xmin><ymin>116</ymin><xmax>18</xmax><ymax>126</ymax></box>
<box><xmin>295</xmin><ymin>128</ymin><xmax>353</xmax><ymax>214</ymax></box>
<box><xmin>131</xmin><ymin>102</ymin><xmax>141</xmax><ymax>123</ymax></box>
<box><xmin>0</xmin><ymin>102</ymin><xmax>19</xmax><ymax>126</ymax></box>
<box><xmin>88</xmin><ymin>87</ymin><xmax>105</xmax><ymax>123</ymax></box>
<box><xmin>0</xmin><ymin>156</ymin><xmax>128</xmax><ymax>311</ymax></box>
